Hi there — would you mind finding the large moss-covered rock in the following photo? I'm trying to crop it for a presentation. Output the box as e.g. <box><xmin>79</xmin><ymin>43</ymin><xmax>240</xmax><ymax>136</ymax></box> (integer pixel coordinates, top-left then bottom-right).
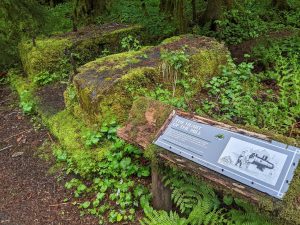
<box><xmin>19</xmin><ymin>23</ymin><xmax>143</xmax><ymax>80</ymax></box>
<box><xmin>73</xmin><ymin>35</ymin><xmax>229</xmax><ymax>123</ymax></box>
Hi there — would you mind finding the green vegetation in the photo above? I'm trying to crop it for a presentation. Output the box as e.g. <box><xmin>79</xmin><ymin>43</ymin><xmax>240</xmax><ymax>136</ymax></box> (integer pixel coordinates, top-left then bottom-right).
<box><xmin>141</xmin><ymin>168</ymin><xmax>271</xmax><ymax>225</ymax></box>
<box><xmin>2</xmin><ymin>0</ymin><xmax>300</xmax><ymax>224</ymax></box>
<box><xmin>51</xmin><ymin>114</ymin><xmax>151</xmax><ymax>224</ymax></box>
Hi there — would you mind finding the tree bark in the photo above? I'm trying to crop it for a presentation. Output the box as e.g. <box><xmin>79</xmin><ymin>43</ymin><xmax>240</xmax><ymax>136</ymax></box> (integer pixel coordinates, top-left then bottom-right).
<box><xmin>175</xmin><ymin>0</ymin><xmax>186</xmax><ymax>33</ymax></box>
<box><xmin>200</xmin><ymin>0</ymin><xmax>231</xmax><ymax>31</ymax></box>
<box><xmin>191</xmin><ymin>0</ymin><xmax>197</xmax><ymax>24</ymax></box>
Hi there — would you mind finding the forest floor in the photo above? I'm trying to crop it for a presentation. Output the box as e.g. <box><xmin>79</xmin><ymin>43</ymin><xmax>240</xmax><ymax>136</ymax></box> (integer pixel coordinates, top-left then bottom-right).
<box><xmin>0</xmin><ymin>84</ymin><xmax>98</xmax><ymax>225</ymax></box>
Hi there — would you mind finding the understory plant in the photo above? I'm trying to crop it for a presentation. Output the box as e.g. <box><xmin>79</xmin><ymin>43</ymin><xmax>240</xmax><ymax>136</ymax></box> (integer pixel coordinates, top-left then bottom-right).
<box><xmin>54</xmin><ymin>120</ymin><xmax>151</xmax><ymax>224</ymax></box>
<box><xmin>201</xmin><ymin>49</ymin><xmax>299</xmax><ymax>135</ymax></box>
<box><xmin>141</xmin><ymin>168</ymin><xmax>271</xmax><ymax>225</ymax></box>
<box><xmin>160</xmin><ymin>48</ymin><xmax>189</xmax><ymax>96</ymax></box>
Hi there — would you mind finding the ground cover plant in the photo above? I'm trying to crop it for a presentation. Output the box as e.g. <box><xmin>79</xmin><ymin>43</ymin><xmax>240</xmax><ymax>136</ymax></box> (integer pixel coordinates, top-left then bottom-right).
<box><xmin>53</xmin><ymin>119</ymin><xmax>151</xmax><ymax>224</ymax></box>
<box><xmin>1</xmin><ymin>0</ymin><xmax>300</xmax><ymax>224</ymax></box>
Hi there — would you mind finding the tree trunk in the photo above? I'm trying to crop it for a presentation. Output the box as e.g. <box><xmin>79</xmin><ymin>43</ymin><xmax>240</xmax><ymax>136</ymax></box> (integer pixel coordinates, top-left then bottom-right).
<box><xmin>32</xmin><ymin>36</ymin><xmax>36</xmax><ymax>47</ymax></box>
<box><xmin>191</xmin><ymin>0</ymin><xmax>197</xmax><ymax>24</ymax></box>
<box><xmin>272</xmin><ymin>0</ymin><xmax>290</xmax><ymax>10</ymax></box>
<box><xmin>175</xmin><ymin>0</ymin><xmax>186</xmax><ymax>33</ymax></box>
<box><xmin>200</xmin><ymin>0</ymin><xmax>228</xmax><ymax>31</ymax></box>
<box><xmin>72</xmin><ymin>15</ymin><xmax>78</xmax><ymax>32</ymax></box>
<box><xmin>141</xmin><ymin>0</ymin><xmax>149</xmax><ymax>16</ymax></box>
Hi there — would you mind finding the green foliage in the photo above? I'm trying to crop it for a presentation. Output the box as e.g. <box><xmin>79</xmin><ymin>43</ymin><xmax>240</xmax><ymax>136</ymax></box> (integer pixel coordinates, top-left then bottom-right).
<box><xmin>141</xmin><ymin>209</ymin><xmax>187</xmax><ymax>225</ymax></box>
<box><xmin>54</xmin><ymin>119</ymin><xmax>151</xmax><ymax>224</ymax></box>
<box><xmin>201</xmin><ymin>51</ymin><xmax>299</xmax><ymax>135</ymax></box>
<box><xmin>252</xmin><ymin>36</ymin><xmax>300</xmax><ymax>69</ymax></box>
<box><xmin>19</xmin><ymin>90</ymin><xmax>35</xmax><ymax>114</ymax></box>
<box><xmin>163</xmin><ymin>169</ymin><xmax>220</xmax><ymax>215</ymax></box>
<box><xmin>216</xmin><ymin>9</ymin><xmax>269</xmax><ymax>44</ymax></box>
<box><xmin>142</xmin><ymin>168</ymin><xmax>271</xmax><ymax>225</ymax></box>
<box><xmin>44</xmin><ymin>2</ymin><xmax>73</xmax><ymax>34</ymax></box>
<box><xmin>0</xmin><ymin>0</ymin><xmax>46</xmax><ymax>69</ymax></box>
<box><xmin>33</xmin><ymin>71</ymin><xmax>68</xmax><ymax>86</ymax></box>
<box><xmin>160</xmin><ymin>48</ymin><xmax>190</xmax><ymax>96</ymax></box>
<box><xmin>95</xmin><ymin>0</ymin><xmax>176</xmax><ymax>39</ymax></box>
<box><xmin>121</xmin><ymin>35</ymin><xmax>141</xmax><ymax>51</ymax></box>
<box><xmin>82</xmin><ymin>119</ymin><xmax>119</xmax><ymax>148</ymax></box>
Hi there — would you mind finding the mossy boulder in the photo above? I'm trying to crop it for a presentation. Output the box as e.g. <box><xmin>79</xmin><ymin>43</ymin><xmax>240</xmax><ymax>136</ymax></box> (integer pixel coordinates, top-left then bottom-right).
<box><xmin>19</xmin><ymin>23</ymin><xmax>143</xmax><ymax>80</ymax></box>
<box><xmin>73</xmin><ymin>35</ymin><xmax>229</xmax><ymax>123</ymax></box>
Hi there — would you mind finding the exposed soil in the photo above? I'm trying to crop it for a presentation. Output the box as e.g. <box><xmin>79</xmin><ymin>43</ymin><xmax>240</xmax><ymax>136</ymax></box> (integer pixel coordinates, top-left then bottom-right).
<box><xmin>0</xmin><ymin>85</ymin><xmax>98</xmax><ymax>225</ymax></box>
<box><xmin>36</xmin><ymin>83</ymin><xmax>67</xmax><ymax>116</ymax></box>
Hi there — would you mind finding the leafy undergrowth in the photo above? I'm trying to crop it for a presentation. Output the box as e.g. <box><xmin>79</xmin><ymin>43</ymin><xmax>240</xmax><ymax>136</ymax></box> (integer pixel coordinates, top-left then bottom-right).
<box><xmin>49</xmin><ymin>112</ymin><xmax>151</xmax><ymax>224</ymax></box>
<box><xmin>133</xmin><ymin>35</ymin><xmax>300</xmax><ymax>138</ymax></box>
<box><xmin>141</xmin><ymin>168</ymin><xmax>272</xmax><ymax>225</ymax></box>
<box><xmin>200</xmin><ymin>36</ymin><xmax>300</xmax><ymax>136</ymax></box>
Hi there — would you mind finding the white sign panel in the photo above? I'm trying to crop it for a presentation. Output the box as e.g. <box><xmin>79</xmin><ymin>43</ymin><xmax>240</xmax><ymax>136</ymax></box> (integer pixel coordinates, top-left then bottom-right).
<box><xmin>218</xmin><ymin>137</ymin><xmax>287</xmax><ymax>186</ymax></box>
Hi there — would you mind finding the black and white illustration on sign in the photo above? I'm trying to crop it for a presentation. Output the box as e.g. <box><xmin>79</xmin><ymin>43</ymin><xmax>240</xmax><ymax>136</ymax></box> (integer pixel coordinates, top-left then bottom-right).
<box><xmin>154</xmin><ymin>114</ymin><xmax>300</xmax><ymax>199</ymax></box>
<box><xmin>218</xmin><ymin>137</ymin><xmax>287</xmax><ymax>186</ymax></box>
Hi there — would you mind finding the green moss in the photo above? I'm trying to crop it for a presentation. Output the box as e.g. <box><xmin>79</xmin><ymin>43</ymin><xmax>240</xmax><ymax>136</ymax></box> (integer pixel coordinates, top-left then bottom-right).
<box><xmin>19</xmin><ymin>38</ymin><xmax>71</xmax><ymax>79</ymax></box>
<box><xmin>160</xmin><ymin>35</ymin><xmax>182</xmax><ymax>45</ymax></box>
<box><xmin>74</xmin><ymin>35</ymin><xmax>228</xmax><ymax>125</ymax></box>
<box><xmin>45</xmin><ymin>110</ymin><xmax>108</xmax><ymax>176</ymax></box>
<box><xmin>8</xmin><ymin>69</ymin><xmax>37</xmax><ymax>113</ymax></box>
<box><xmin>189</xmin><ymin>49</ymin><xmax>229</xmax><ymax>87</ymax></box>
<box><xmin>19</xmin><ymin>24</ymin><xmax>144</xmax><ymax>82</ymax></box>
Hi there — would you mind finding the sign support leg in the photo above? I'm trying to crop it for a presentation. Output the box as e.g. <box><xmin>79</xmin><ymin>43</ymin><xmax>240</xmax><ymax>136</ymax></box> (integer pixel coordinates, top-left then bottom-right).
<box><xmin>151</xmin><ymin>162</ymin><xmax>172</xmax><ymax>211</ymax></box>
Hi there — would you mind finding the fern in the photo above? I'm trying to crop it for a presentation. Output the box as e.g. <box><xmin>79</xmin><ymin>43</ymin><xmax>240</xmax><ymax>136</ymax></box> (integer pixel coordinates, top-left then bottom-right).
<box><xmin>162</xmin><ymin>168</ymin><xmax>220</xmax><ymax>214</ymax></box>
<box><xmin>226</xmin><ymin>198</ymin><xmax>272</xmax><ymax>225</ymax></box>
<box><xmin>141</xmin><ymin>207</ymin><xmax>187</xmax><ymax>225</ymax></box>
<box><xmin>187</xmin><ymin>197</ymin><xmax>228</xmax><ymax>225</ymax></box>
<box><xmin>141</xmin><ymin>168</ymin><xmax>273</xmax><ymax>225</ymax></box>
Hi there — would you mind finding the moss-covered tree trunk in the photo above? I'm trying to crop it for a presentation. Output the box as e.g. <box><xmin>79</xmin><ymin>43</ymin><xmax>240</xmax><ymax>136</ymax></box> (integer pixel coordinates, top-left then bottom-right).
<box><xmin>272</xmin><ymin>0</ymin><xmax>290</xmax><ymax>10</ymax></box>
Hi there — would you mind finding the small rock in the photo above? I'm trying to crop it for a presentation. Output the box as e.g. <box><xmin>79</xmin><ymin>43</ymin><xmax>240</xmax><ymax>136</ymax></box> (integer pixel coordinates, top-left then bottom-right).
<box><xmin>12</xmin><ymin>152</ymin><xmax>24</xmax><ymax>158</ymax></box>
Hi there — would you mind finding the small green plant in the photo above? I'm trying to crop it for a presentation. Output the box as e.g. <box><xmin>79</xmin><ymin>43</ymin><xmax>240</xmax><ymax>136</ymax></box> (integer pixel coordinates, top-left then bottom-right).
<box><xmin>56</xmin><ymin>119</ymin><xmax>151</xmax><ymax>224</ymax></box>
<box><xmin>121</xmin><ymin>35</ymin><xmax>141</xmax><ymax>51</ymax></box>
<box><xmin>202</xmin><ymin>49</ymin><xmax>299</xmax><ymax>135</ymax></box>
<box><xmin>19</xmin><ymin>90</ymin><xmax>35</xmax><ymax>114</ymax></box>
<box><xmin>33</xmin><ymin>71</ymin><xmax>67</xmax><ymax>86</ymax></box>
<box><xmin>83</xmin><ymin>130</ymin><xmax>102</xmax><ymax>148</ymax></box>
<box><xmin>160</xmin><ymin>48</ymin><xmax>189</xmax><ymax>96</ymax></box>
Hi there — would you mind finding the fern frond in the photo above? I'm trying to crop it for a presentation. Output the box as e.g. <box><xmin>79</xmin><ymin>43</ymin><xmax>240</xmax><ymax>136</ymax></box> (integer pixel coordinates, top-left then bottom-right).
<box><xmin>141</xmin><ymin>207</ymin><xmax>187</xmax><ymax>225</ymax></box>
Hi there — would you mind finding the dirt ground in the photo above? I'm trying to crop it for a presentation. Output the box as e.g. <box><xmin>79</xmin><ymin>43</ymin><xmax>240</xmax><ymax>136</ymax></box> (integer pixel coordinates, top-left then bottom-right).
<box><xmin>0</xmin><ymin>84</ymin><xmax>98</xmax><ymax>225</ymax></box>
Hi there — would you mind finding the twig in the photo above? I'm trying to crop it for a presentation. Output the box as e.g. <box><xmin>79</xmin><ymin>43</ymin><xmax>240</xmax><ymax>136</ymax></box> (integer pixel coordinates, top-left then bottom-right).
<box><xmin>49</xmin><ymin>202</ymin><xmax>69</xmax><ymax>207</ymax></box>
<box><xmin>3</xmin><ymin>129</ymin><xmax>32</xmax><ymax>142</ymax></box>
<box><xmin>0</xmin><ymin>145</ymin><xmax>13</xmax><ymax>152</ymax></box>
<box><xmin>47</xmin><ymin>132</ymin><xmax>54</xmax><ymax>143</ymax></box>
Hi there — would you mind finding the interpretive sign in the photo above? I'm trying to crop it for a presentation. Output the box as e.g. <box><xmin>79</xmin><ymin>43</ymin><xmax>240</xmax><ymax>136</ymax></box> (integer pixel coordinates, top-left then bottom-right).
<box><xmin>154</xmin><ymin>113</ymin><xmax>300</xmax><ymax>199</ymax></box>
